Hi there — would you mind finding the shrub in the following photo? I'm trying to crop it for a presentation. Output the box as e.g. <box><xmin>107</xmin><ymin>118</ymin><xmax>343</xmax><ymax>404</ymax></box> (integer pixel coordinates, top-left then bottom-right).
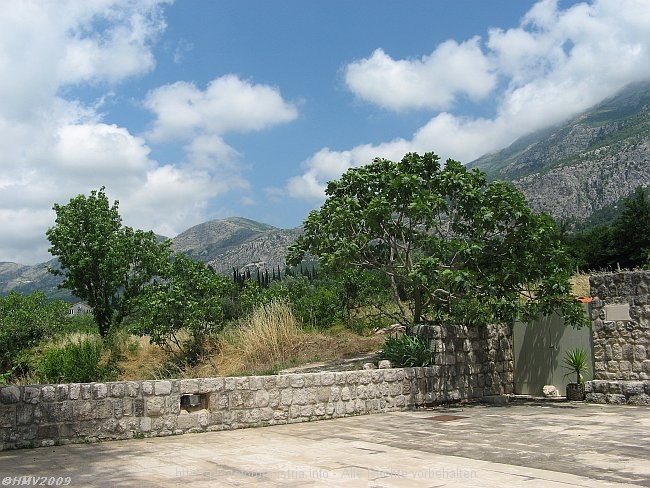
<box><xmin>34</xmin><ymin>337</ymin><xmax>115</xmax><ymax>383</ymax></box>
<box><xmin>376</xmin><ymin>333</ymin><xmax>433</xmax><ymax>367</ymax></box>
<box><xmin>0</xmin><ymin>292</ymin><xmax>69</xmax><ymax>373</ymax></box>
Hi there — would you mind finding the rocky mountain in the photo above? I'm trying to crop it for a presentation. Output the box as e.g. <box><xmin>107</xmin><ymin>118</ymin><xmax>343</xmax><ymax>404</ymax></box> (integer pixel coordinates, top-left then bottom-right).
<box><xmin>171</xmin><ymin>217</ymin><xmax>302</xmax><ymax>274</ymax></box>
<box><xmin>469</xmin><ymin>80</ymin><xmax>650</xmax><ymax>224</ymax></box>
<box><xmin>0</xmin><ymin>217</ymin><xmax>302</xmax><ymax>300</ymax></box>
<box><xmin>0</xmin><ymin>259</ymin><xmax>74</xmax><ymax>301</ymax></box>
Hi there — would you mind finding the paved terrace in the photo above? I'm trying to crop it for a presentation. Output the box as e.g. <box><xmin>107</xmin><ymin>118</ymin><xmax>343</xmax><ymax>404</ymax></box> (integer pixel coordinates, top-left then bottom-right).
<box><xmin>0</xmin><ymin>401</ymin><xmax>648</xmax><ymax>487</ymax></box>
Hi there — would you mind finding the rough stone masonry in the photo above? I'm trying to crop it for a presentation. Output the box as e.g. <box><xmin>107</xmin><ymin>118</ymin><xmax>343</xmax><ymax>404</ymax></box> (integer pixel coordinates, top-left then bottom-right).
<box><xmin>586</xmin><ymin>271</ymin><xmax>650</xmax><ymax>405</ymax></box>
<box><xmin>0</xmin><ymin>323</ymin><xmax>513</xmax><ymax>450</ymax></box>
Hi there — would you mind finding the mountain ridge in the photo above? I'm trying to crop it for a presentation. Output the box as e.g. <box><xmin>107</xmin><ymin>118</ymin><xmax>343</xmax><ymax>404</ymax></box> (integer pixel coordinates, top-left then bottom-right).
<box><xmin>469</xmin><ymin>80</ymin><xmax>650</xmax><ymax>223</ymax></box>
<box><xmin>1</xmin><ymin>217</ymin><xmax>302</xmax><ymax>299</ymax></box>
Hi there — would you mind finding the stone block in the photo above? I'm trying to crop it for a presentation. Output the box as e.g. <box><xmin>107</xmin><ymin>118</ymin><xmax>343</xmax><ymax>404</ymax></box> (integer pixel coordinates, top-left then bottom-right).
<box><xmin>56</xmin><ymin>384</ymin><xmax>69</xmax><ymax>401</ymax></box>
<box><xmin>254</xmin><ymin>389</ymin><xmax>269</xmax><ymax>408</ymax></box>
<box><xmin>154</xmin><ymin>381</ymin><xmax>172</xmax><ymax>396</ymax></box>
<box><xmin>199</xmin><ymin>377</ymin><xmax>224</xmax><ymax>393</ymax></box>
<box><xmin>622</xmin><ymin>381</ymin><xmax>645</xmax><ymax>395</ymax></box>
<box><xmin>224</xmin><ymin>377</ymin><xmax>237</xmax><ymax>391</ymax></box>
<box><xmin>267</xmin><ymin>390</ymin><xmax>279</xmax><ymax>408</ymax></box>
<box><xmin>634</xmin><ymin>345</ymin><xmax>647</xmax><ymax>361</ymax></box>
<box><xmin>586</xmin><ymin>392</ymin><xmax>607</xmax><ymax>403</ymax></box>
<box><xmin>23</xmin><ymin>386</ymin><xmax>41</xmax><ymax>404</ymax></box>
<box><xmin>37</xmin><ymin>424</ymin><xmax>59</xmax><ymax>439</ymax></box>
<box><xmin>180</xmin><ymin>379</ymin><xmax>199</xmax><ymax>394</ymax></box>
<box><xmin>134</xmin><ymin>398</ymin><xmax>145</xmax><ymax>417</ymax></box>
<box><xmin>110</xmin><ymin>383</ymin><xmax>125</xmax><ymax>398</ymax></box>
<box><xmin>627</xmin><ymin>394</ymin><xmax>650</xmax><ymax>405</ymax></box>
<box><xmin>619</xmin><ymin>361</ymin><xmax>632</xmax><ymax>373</ymax></box>
<box><xmin>605</xmin><ymin>394</ymin><xmax>627</xmax><ymax>404</ymax></box>
<box><xmin>73</xmin><ymin>401</ymin><xmax>96</xmax><ymax>421</ymax></box>
<box><xmin>96</xmin><ymin>399</ymin><xmax>114</xmax><ymax>419</ymax></box>
<box><xmin>16</xmin><ymin>404</ymin><xmax>34</xmax><ymax>425</ymax></box>
<box><xmin>0</xmin><ymin>405</ymin><xmax>15</xmax><ymax>428</ymax></box>
<box><xmin>176</xmin><ymin>411</ymin><xmax>198</xmax><ymax>430</ymax></box>
<box><xmin>41</xmin><ymin>385</ymin><xmax>56</xmax><ymax>401</ymax></box>
<box><xmin>141</xmin><ymin>381</ymin><xmax>154</xmax><ymax>396</ymax></box>
<box><xmin>69</xmin><ymin>384</ymin><xmax>81</xmax><ymax>400</ymax></box>
<box><xmin>0</xmin><ymin>386</ymin><xmax>20</xmax><ymax>404</ymax></box>
<box><xmin>248</xmin><ymin>377</ymin><xmax>263</xmax><ymax>390</ymax></box>
<box><xmin>92</xmin><ymin>383</ymin><xmax>107</xmax><ymax>399</ymax></box>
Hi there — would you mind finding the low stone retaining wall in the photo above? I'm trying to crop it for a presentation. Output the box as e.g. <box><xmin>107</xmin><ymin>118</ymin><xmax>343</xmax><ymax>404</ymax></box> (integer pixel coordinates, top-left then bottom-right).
<box><xmin>1</xmin><ymin>366</ymin><xmax>475</xmax><ymax>450</ymax></box>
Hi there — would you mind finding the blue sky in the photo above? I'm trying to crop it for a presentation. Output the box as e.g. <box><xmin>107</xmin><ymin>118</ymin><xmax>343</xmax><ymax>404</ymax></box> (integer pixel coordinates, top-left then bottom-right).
<box><xmin>2</xmin><ymin>0</ymin><xmax>650</xmax><ymax>264</ymax></box>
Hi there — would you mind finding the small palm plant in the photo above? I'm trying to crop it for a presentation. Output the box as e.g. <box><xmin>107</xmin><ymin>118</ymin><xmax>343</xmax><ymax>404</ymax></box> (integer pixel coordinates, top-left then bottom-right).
<box><xmin>563</xmin><ymin>348</ymin><xmax>589</xmax><ymax>400</ymax></box>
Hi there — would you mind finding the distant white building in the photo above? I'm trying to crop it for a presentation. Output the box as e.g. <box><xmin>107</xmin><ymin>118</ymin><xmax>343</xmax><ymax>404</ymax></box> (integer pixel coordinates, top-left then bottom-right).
<box><xmin>68</xmin><ymin>302</ymin><xmax>92</xmax><ymax>316</ymax></box>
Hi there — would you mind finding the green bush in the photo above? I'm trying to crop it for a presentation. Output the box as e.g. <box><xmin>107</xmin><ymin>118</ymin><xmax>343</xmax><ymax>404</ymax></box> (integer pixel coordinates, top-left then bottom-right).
<box><xmin>288</xmin><ymin>278</ymin><xmax>345</xmax><ymax>329</ymax></box>
<box><xmin>0</xmin><ymin>291</ymin><xmax>69</xmax><ymax>373</ymax></box>
<box><xmin>376</xmin><ymin>333</ymin><xmax>433</xmax><ymax>367</ymax></box>
<box><xmin>34</xmin><ymin>337</ymin><xmax>115</xmax><ymax>383</ymax></box>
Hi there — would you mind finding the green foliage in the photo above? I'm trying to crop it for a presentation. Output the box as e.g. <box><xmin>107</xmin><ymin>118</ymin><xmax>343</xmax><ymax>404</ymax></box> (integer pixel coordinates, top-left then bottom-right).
<box><xmin>131</xmin><ymin>253</ymin><xmax>235</xmax><ymax>363</ymax></box>
<box><xmin>286</xmin><ymin>277</ymin><xmax>345</xmax><ymax>329</ymax></box>
<box><xmin>0</xmin><ymin>291</ymin><xmax>69</xmax><ymax>373</ymax></box>
<box><xmin>565</xmin><ymin>187</ymin><xmax>650</xmax><ymax>271</ymax></box>
<box><xmin>46</xmin><ymin>187</ymin><xmax>172</xmax><ymax>337</ymax></box>
<box><xmin>376</xmin><ymin>334</ymin><xmax>433</xmax><ymax>367</ymax></box>
<box><xmin>289</xmin><ymin>152</ymin><xmax>585</xmax><ymax>328</ymax></box>
<box><xmin>562</xmin><ymin>348</ymin><xmax>589</xmax><ymax>385</ymax></box>
<box><xmin>232</xmin><ymin>275</ymin><xmax>347</xmax><ymax>330</ymax></box>
<box><xmin>0</xmin><ymin>366</ymin><xmax>16</xmax><ymax>385</ymax></box>
<box><xmin>34</xmin><ymin>337</ymin><xmax>115</xmax><ymax>384</ymax></box>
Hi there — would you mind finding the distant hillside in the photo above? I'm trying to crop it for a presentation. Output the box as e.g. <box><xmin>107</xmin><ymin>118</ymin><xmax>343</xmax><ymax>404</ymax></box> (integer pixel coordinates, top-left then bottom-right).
<box><xmin>0</xmin><ymin>259</ymin><xmax>74</xmax><ymax>301</ymax></box>
<box><xmin>469</xmin><ymin>80</ymin><xmax>650</xmax><ymax>225</ymax></box>
<box><xmin>171</xmin><ymin>217</ymin><xmax>302</xmax><ymax>274</ymax></box>
<box><xmin>1</xmin><ymin>217</ymin><xmax>302</xmax><ymax>300</ymax></box>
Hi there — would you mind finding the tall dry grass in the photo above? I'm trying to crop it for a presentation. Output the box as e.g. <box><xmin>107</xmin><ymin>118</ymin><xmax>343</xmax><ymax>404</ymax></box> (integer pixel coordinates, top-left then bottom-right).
<box><xmin>216</xmin><ymin>299</ymin><xmax>309</xmax><ymax>375</ymax></box>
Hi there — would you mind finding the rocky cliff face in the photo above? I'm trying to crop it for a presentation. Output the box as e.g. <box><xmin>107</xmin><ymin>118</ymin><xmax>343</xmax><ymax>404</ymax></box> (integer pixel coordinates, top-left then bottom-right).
<box><xmin>171</xmin><ymin>217</ymin><xmax>302</xmax><ymax>274</ymax></box>
<box><xmin>469</xmin><ymin>81</ymin><xmax>650</xmax><ymax>224</ymax></box>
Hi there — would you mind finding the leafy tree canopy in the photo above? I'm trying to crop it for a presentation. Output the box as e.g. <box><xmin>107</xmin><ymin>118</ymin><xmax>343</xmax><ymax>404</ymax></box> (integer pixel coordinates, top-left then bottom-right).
<box><xmin>288</xmin><ymin>152</ymin><xmax>586</xmax><ymax>328</ymax></box>
<box><xmin>564</xmin><ymin>186</ymin><xmax>650</xmax><ymax>271</ymax></box>
<box><xmin>46</xmin><ymin>187</ymin><xmax>172</xmax><ymax>336</ymax></box>
<box><xmin>132</xmin><ymin>252</ymin><xmax>235</xmax><ymax>362</ymax></box>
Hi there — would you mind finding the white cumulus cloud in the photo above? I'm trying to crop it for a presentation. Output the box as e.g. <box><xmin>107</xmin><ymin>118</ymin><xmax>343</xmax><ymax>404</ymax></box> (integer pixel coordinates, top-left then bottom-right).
<box><xmin>287</xmin><ymin>0</ymin><xmax>650</xmax><ymax>202</ymax></box>
<box><xmin>144</xmin><ymin>75</ymin><xmax>299</xmax><ymax>142</ymax></box>
<box><xmin>344</xmin><ymin>38</ymin><xmax>496</xmax><ymax>111</ymax></box>
<box><xmin>0</xmin><ymin>0</ymin><xmax>172</xmax><ymax>264</ymax></box>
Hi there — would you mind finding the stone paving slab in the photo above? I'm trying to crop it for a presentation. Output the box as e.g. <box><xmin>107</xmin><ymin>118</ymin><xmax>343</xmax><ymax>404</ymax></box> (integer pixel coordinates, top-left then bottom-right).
<box><xmin>0</xmin><ymin>401</ymin><xmax>648</xmax><ymax>487</ymax></box>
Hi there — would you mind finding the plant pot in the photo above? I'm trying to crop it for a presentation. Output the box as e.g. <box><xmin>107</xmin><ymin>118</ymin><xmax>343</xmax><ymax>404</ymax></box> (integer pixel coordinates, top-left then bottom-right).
<box><xmin>566</xmin><ymin>383</ymin><xmax>585</xmax><ymax>401</ymax></box>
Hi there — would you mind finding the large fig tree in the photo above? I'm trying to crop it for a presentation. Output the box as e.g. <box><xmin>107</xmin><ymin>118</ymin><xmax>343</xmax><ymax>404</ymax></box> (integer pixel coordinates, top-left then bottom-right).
<box><xmin>288</xmin><ymin>152</ymin><xmax>586</xmax><ymax>328</ymax></box>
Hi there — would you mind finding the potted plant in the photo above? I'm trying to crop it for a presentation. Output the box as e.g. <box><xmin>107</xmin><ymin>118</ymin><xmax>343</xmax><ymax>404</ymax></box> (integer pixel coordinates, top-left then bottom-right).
<box><xmin>563</xmin><ymin>348</ymin><xmax>589</xmax><ymax>401</ymax></box>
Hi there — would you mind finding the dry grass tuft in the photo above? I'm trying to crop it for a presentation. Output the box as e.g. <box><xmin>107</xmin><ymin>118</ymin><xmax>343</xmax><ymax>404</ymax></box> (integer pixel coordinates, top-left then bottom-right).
<box><xmin>216</xmin><ymin>299</ymin><xmax>309</xmax><ymax>375</ymax></box>
<box><xmin>117</xmin><ymin>335</ymin><xmax>170</xmax><ymax>381</ymax></box>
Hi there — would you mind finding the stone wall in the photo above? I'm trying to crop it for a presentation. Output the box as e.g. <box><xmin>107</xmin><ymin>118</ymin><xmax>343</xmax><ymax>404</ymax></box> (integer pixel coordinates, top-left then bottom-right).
<box><xmin>1</xmin><ymin>323</ymin><xmax>514</xmax><ymax>450</ymax></box>
<box><xmin>0</xmin><ymin>367</ymin><xmax>444</xmax><ymax>450</ymax></box>
<box><xmin>586</xmin><ymin>271</ymin><xmax>650</xmax><ymax>405</ymax></box>
<box><xmin>412</xmin><ymin>323</ymin><xmax>514</xmax><ymax>399</ymax></box>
